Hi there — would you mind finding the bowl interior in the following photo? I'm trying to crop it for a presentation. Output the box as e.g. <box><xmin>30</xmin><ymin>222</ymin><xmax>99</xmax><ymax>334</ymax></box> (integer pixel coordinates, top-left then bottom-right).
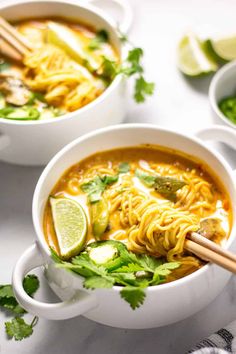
<box><xmin>210</xmin><ymin>61</ymin><xmax>236</xmax><ymax>128</ymax></box>
<box><xmin>0</xmin><ymin>0</ymin><xmax>121</xmax><ymax>51</ymax></box>
<box><xmin>33</xmin><ymin>124</ymin><xmax>236</xmax><ymax>257</ymax></box>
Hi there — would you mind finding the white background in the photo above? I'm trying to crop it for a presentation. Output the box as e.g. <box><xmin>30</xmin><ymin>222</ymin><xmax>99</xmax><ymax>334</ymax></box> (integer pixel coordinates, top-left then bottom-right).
<box><xmin>0</xmin><ymin>0</ymin><xmax>236</xmax><ymax>353</ymax></box>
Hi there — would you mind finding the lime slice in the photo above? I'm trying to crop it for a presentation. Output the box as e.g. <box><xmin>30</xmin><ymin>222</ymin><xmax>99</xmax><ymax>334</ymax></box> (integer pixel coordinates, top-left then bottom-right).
<box><xmin>177</xmin><ymin>33</ymin><xmax>218</xmax><ymax>76</ymax></box>
<box><xmin>205</xmin><ymin>35</ymin><xmax>236</xmax><ymax>62</ymax></box>
<box><xmin>50</xmin><ymin>197</ymin><xmax>87</xmax><ymax>260</ymax></box>
<box><xmin>47</xmin><ymin>21</ymin><xmax>100</xmax><ymax>71</ymax></box>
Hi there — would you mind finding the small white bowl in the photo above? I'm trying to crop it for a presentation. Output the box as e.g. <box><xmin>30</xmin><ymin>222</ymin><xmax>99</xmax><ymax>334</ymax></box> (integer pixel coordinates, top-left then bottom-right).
<box><xmin>209</xmin><ymin>60</ymin><xmax>236</xmax><ymax>129</ymax></box>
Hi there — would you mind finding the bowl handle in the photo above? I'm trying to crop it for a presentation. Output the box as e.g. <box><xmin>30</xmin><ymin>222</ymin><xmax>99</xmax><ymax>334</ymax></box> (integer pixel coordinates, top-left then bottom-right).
<box><xmin>89</xmin><ymin>0</ymin><xmax>133</xmax><ymax>33</ymax></box>
<box><xmin>195</xmin><ymin>125</ymin><xmax>236</xmax><ymax>151</ymax></box>
<box><xmin>12</xmin><ymin>243</ymin><xmax>98</xmax><ymax>320</ymax></box>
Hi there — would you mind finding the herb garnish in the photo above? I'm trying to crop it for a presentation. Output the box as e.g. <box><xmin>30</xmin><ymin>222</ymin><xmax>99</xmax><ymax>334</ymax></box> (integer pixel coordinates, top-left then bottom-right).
<box><xmin>118</xmin><ymin>162</ymin><xmax>130</xmax><ymax>173</ymax></box>
<box><xmin>5</xmin><ymin>316</ymin><xmax>38</xmax><ymax>341</ymax></box>
<box><xmin>88</xmin><ymin>29</ymin><xmax>109</xmax><ymax>50</ymax></box>
<box><xmin>81</xmin><ymin>175</ymin><xmax>118</xmax><ymax>203</ymax></box>
<box><xmin>51</xmin><ymin>241</ymin><xmax>180</xmax><ymax>310</ymax></box>
<box><xmin>0</xmin><ymin>275</ymin><xmax>39</xmax><ymax>341</ymax></box>
<box><xmin>0</xmin><ymin>60</ymin><xmax>10</xmax><ymax>72</ymax></box>
<box><xmin>98</xmin><ymin>30</ymin><xmax>155</xmax><ymax>103</ymax></box>
<box><xmin>135</xmin><ymin>168</ymin><xmax>186</xmax><ymax>201</ymax></box>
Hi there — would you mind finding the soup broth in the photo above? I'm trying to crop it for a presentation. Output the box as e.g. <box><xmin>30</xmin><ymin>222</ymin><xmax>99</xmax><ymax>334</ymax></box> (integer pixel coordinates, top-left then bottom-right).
<box><xmin>0</xmin><ymin>18</ymin><xmax>118</xmax><ymax>120</ymax></box>
<box><xmin>44</xmin><ymin>146</ymin><xmax>232</xmax><ymax>282</ymax></box>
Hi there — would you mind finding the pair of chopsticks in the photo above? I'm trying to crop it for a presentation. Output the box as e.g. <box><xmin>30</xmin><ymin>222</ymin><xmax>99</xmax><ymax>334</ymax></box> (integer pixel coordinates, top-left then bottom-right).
<box><xmin>185</xmin><ymin>232</ymin><xmax>236</xmax><ymax>274</ymax></box>
<box><xmin>0</xmin><ymin>16</ymin><xmax>32</xmax><ymax>62</ymax></box>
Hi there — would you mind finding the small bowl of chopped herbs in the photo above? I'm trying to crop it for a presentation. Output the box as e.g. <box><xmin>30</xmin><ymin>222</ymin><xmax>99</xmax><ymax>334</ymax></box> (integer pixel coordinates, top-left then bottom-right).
<box><xmin>209</xmin><ymin>60</ymin><xmax>236</xmax><ymax>128</ymax></box>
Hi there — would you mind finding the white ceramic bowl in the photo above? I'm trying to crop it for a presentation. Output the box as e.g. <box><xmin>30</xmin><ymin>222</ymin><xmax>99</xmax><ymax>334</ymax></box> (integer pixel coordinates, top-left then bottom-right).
<box><xmin>209</xmin><ymin>60</ymin><xmax>236</xmax><ymax>129</ymax></box>
<box><xmin>0</xmin><ymin>0</ymin><xmax>132</xmax><ymax>165</ymax></box>
<box><xmin>12</xmin><ymin>124</ymin><xmax>236</xmax><ymax>329</ymax></box>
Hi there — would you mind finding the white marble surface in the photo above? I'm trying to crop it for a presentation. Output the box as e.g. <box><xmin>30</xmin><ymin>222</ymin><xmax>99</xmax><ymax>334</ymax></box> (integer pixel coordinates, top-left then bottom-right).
<box><xmin>0</xmin><ymin>0</ymin><xmax>236</xmax><ymax>353</ymax></box>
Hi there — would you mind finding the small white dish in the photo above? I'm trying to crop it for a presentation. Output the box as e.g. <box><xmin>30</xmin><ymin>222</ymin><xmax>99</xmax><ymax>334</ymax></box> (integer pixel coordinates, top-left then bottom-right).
<box><xmin>209</xmin><ymin>60</ymin><xmax>236</xmax><ymax>129</ymax></box>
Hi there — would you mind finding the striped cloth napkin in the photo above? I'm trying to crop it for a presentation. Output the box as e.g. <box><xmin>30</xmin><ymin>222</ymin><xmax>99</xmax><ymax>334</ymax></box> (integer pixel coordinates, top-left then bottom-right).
<box><xmin>188</xmin><ymin>320</ymin><xmax>236</xmax><ymax>353</ymax></box>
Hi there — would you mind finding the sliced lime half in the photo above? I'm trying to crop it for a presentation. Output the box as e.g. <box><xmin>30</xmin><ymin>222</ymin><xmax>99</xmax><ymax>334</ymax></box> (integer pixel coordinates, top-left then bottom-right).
<box><xmin>177</xmin><ymin>33</ymin><xmax>218</xmax><ymax>76</ymax></box>
<box><xmin>206</xmin><ymin>35</ymin><xmax>236</xmax><ymax>62</ymax></box>
<box><xmin>50</xmin><ymin>197</ymin><xmax>87</xmax><ymax>260</ymax></box>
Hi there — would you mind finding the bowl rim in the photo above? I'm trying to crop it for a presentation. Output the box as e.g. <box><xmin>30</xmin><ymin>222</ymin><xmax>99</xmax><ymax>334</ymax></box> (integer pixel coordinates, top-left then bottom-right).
<box><xmin>32</xmin><ymin>123</ymin><xmax>236</xmax><ymax>293</ymax></box>
<box><xmin>209</xmin><ymin>60</ymin><xmax>236</xmax><ymax>129</ymax></box>
<box><xmin>0</xmin><ymin>0</ymin><xmax>124</xmax><ymax>126</ymax></box>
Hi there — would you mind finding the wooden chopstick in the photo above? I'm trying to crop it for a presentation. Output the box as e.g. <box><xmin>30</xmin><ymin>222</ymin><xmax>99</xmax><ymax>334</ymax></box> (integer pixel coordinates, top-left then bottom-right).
<box><xmin>185</xmin><ymin>233</ymin><xmax>236</xmax><ymax>274</ymax></box>
<box><xmin>0</xmin><ymin>16</ymin><xmax>32</xmax><ymax>59</ymax></box>
<box><xmin>0</xmin><ymin>16</ymin><xmax>32</xmax><ymax>51</ymax></box>
<box><xmin>0</xmin><ymin>36</ymin><xmax>23</xmax><ymax>62</ymax></box>
<box><xmin>190</xmin><ymin>232</ymin><xmax>236</xmax><ymax>262</ymax></box>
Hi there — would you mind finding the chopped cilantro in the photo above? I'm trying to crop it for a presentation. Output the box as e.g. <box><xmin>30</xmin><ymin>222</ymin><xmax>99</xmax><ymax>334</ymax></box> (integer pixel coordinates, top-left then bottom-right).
<box><xmin>118</xmin><ymin>162</ymin><xmax>130</xmax><ymax>173</ymax></box>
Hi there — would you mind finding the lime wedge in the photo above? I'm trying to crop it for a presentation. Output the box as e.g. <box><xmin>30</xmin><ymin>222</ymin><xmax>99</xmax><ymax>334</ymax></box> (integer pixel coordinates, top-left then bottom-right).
<box><xmin>47</xmin><ymin>21</ymin><xmax>100</xmax><ymax>71</ymax></box>
<box><xmin>50</xmin><ymin>197</ymin><xmax>87</xmax><ymax>260</ymax></box>
<box><xmin>205</xmin><ymin>36</ymin><xmax>236</xmax><ymax>62</ymax></box>
<box><xmin>177</xmin><ymin>33</ymin><xmax>218</xmax><ymax>76</ymax></box>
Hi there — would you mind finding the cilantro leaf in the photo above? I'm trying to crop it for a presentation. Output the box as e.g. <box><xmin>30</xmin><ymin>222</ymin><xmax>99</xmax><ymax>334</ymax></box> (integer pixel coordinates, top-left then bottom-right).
<box><xmin>0</xmin><ymin>275</ymin><xmax>39</xmax><ymax>315</ymax></box>
<box><xmin>154</xmin><ymin>262</ymin><xmax>180</xmax><ymax>277</ymax></box>
<box><xmin>84</xmin><ymin>276</ymin><xmax>114</xmax><ymax>289</ymax></box>
<box><xmin>118</xmin><ymin>162</ymin><xmax>130</xmax><ymax>173</ymax></box>
<box><xmin>5</xmin><ymin>317</ymin><xmax>34</xmax><ymax>341</ymax></box>
<box><xmin>23</xmin><ymin>275</ymin><xmax>39</xmax><ymax>297</ymax></box>
<box><xmin>0</xmin><ymin>61</ymin><xmax>10</xmax><ymax>72</ymax></box>
<box><xmin>81</xmin><ymin>175</ymin><xmax>118</xmax><ymax>203</ymax></box>
<box><xmin>100</xmin><ymin>56</ymin><xmax>118</xmax><ymax>80</ymax></box>
<box><xmin>72</xmin><ymin>253</ymin><xmax>107</xmax><ymax>277</ymax></box>
<box><xmin>113</xmin><ymin>263</ymin><xmax>145</xmax><ymax>273</ymax></box>
<box><xmin>120</xmin><ymin>287</ymin><xmax>146</xmax><ymax>310</ymax></box>
<box><xmin>134</xmin><ymin>76</ymin><xmax>155</xmax><ymax>103</ymax></box>
<box><xmin>81</xmin><ymin>176</ymin><xmax>105</xmax><ymax>203</ymax></box>
<box><xmin>135</xmin><ymin>168</ymin><xmax>156</xmax><ymax>187</ymax></box>
<box><xmin>88</xmin><ymin>29</ymin><xmax>109</xmax><ymax>50</ymax></box>
<box><xmin>120</xmin><ymin>48</ymin><xmax>143</xmax><ymax>76</ymax></box>
<box><xmin>136</xmin><ymin>254</ymin><xmax>162</xmax><ymax>272</ymax></box>
<box><xmin>0</xmin><ymin>285</ymin><xmax>14</xmax><ymax>299</ymax></box>
<box><xmin>0</xmin><ymin>297</ymin><xmax>25</xmax><ymax>315</ymax></box>
<box><xmin>101</xmin><ymin>175</ymin><xmax>118</xmax><ymax>185</ymax></box>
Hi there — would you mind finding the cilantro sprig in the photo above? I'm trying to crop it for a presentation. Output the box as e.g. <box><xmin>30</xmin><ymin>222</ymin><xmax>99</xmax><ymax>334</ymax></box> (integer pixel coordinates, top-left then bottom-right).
<box><xmin>52</xmin><ymin>241</ymin><xmax>180</xmax><ymax>310</ymax></box>
<box><xmin>81</xmin><ymin>174</ymin><xmax>118</xmax><ymax>203</ymax></box>
<box><xmin>5</xmin><ymin>316</ymin><xmax>38</xmax><ymax>341</ymax></box>
<box><xmin>0</xmin><ymin>274</ymin><xmax>39</xmax><ymax>341</ymax></box>
<box><xmin>98</xmin><ymin>30</ymin><xmax>155</xmax><ymax>103</ymax></box>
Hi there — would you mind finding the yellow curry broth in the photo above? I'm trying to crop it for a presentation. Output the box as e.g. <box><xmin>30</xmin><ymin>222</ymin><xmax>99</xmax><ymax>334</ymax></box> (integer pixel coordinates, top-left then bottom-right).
<box><xmin>44</xmin><ymin>146</ymin><xmax>232</xmax><ymax>259</ymax></box>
